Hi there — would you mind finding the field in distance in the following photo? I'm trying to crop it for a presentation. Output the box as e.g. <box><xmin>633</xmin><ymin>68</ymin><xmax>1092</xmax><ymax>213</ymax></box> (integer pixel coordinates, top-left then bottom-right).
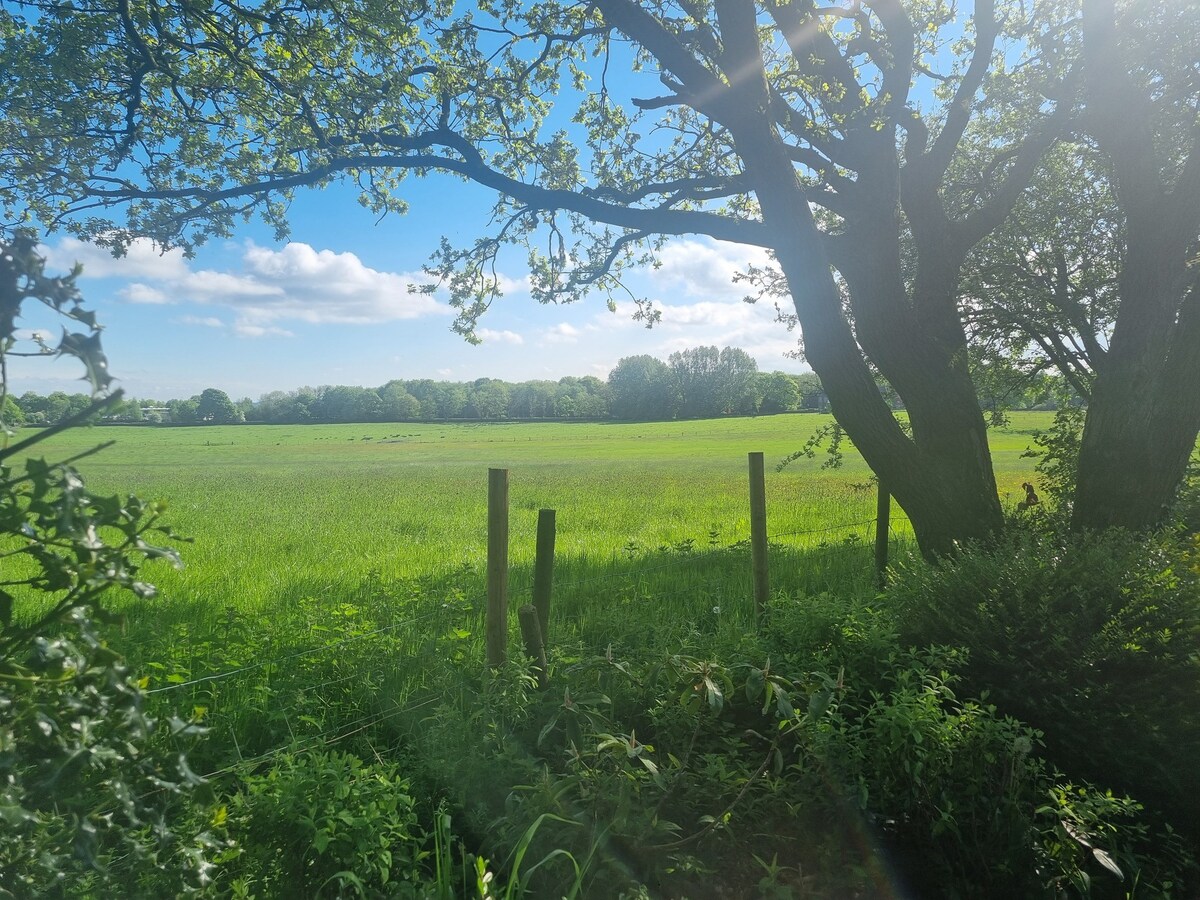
<box><xmin>31</xmin><ymin>411</ymin><xmax>1049</xmax><ymax>618</ymax></box>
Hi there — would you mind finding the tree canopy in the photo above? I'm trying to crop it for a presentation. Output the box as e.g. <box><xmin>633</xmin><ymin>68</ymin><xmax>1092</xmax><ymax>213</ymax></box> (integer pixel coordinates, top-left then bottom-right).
<box><xmin>1</xmin><ymin>0</ymin><xmax>1197</xmax><ymax>554</ymax></box>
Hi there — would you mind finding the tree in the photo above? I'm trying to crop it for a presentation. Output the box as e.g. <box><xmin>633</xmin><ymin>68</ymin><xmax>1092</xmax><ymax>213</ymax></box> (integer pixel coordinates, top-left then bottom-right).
<box><xmin>196</xmin><ymin>387</ymin><xmax>242</xmax><ymax>424</ymax></box>
<box><xmin>960</xmin><ymin>146</ymin><xmax>1119</xmax><ymax>406</ymax></box>
<box><xmin>669</xmin><ymin>346</ymin><xmax>722</xmax><ymax>418</ymax></box>
<box><xmin>2</xmin><ymin>0</ymin><xmax>1195</xmax><ymax>553</ymax></box>
<box><xmin>608</xmin><ymin>355</ymin><xmax>679</xmax><ymax>421</ymax></box>
<box><xmin>378</xmin><ymin>381</ymin><xmax>421</xmax><ymax>420</ymax></box>
<box><xmin>1068</xmin><ymin>0</ymin><xmax>1200</xmax><ymax>531</ymax></box>
<box><xmin>0</xmin><ymin>231</ymin><xmax>211</xmax><ymax>893</ymax></box>
<box><xmin>758</xmin><ymin>371</ymin><xmax>800</xmax><ymax>415</ymax></box>
<box><xmin>716</xmin><ymin>346</ymin><xmax>759</xmax><ymax>415</ymax></box>
<box><xmin>555</xmin><ymin>375</ymin><xmax>609</xmax><ymax>418</ymax></box>
<box><xmin>509</xmin><ymin>380</ymin><xmax>559</xmax><ymax>418</ymax></box>
<box><xmin>1</xmin><ymin>393</ymin><xmax>24</xmax><ymax>428</ymax></box>
<box><xmin>466</xmin><ymin>379</ymin><xmax>511</xmax><ymax>419</ymax></box>
<box><xmin>313</xmin><ymin>384</ymin><xmax>384</xmax><ymax>422</ymax></box>
<box><xmin>166</xmin><ymin>398</ymin><xmax>198</xmax><ymax>424</ymax></box>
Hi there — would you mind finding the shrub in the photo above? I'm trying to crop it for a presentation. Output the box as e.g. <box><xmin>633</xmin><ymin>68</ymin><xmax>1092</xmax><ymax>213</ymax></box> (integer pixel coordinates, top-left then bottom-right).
<box><xmin>891</xmin><ymin>527</ymin><xmax>1200</xmax><ymax>845</ymax></box>
<box><xmin>220</xmin><ymin>750</ymin><xmax>432</xmax><ymax>898</ymax></box>
<box><xmin>1</xmin><ymin>230</ymin><xmax>214</xmax><ymax>896</ymax></box>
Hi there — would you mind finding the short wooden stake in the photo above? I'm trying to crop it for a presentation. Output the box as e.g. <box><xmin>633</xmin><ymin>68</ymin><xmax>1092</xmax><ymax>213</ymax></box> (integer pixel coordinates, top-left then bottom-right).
<box><xmin>518</xmin><ymin>604</ymin><xmax>549</xmax><ymax>689</ymax></box>
<box><xmin>748</xmin><ymin>451</ymin><xmax>770</xmax><ymax>625</ymax></box>
<box><xmin>486</xmin><ymin>468</ymin><xmax>509</xmax><ymax>668</ymax></box>
<box><xmin>532</xmin><ymin>509</ymin><xmax>556</xmax><ymax>645</ymax></box>
<box><xmin>875</xmin><ymin>478</ymin><xmax>890</xmax><ymax>589</ymax></box>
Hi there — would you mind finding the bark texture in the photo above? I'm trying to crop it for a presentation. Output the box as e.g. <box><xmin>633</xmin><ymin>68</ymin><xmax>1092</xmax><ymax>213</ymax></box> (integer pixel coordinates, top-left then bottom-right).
<box><xmin>1072</xmin><ymin>0</ymin><xmax>1200</xmax><ymax>531</ymax></box>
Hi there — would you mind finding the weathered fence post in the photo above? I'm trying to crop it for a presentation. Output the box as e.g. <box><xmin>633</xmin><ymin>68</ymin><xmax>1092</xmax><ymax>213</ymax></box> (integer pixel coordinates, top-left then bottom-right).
<box><xmin>518</xmin><ymin>604</ymin><xmax>549</xmax><ymax>689</ymax></box>
<box><xmin>748</xmin><ymin>452</ymin><xmax>770</xmax><ymax>625</ymax></box>
<box><xmin>532</xmin><ymin>508</ymin><xmax>556</xmax><ymax>646</ymax></box>
<box><xmin>875</xmin><ymin>478</ymin><xmax>890</xmax><ymax>589</ymax></box>
<box><xmin>486</xmin><ymin>468</ymin><xmax>509</xmax><ymax>668</ymax></box>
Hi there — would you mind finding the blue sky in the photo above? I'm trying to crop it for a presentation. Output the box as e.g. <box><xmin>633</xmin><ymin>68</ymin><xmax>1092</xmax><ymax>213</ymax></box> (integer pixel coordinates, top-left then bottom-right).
<box><xmin>14</xmin><ymin>173</ymin><xmax>808</xmax><ymax>401</ymax></box>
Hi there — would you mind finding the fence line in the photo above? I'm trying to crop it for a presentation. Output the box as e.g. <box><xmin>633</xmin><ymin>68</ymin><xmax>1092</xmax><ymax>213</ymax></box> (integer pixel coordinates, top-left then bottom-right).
<box><xmin>146</xmin><ymin>607</ymin><xmax>445</xmax><ymax>694</ymax></box>
<box><xmin>141</xmin><ymin>512</ymin><xmax>897</xmax><ymax>699</ymax></box>
<box><xmin>131</xmin><ymin>463</ymin><xmax>921</xmax><ymax>796</ymax></box>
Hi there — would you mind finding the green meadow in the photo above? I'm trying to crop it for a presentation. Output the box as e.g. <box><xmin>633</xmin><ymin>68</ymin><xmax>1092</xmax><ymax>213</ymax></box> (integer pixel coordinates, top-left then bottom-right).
<box><xmin>35</xmin><ymin>411</ymin><xmax>1048</xmax><ymax>620</ymax></box>
<box><xmin>17</xmin><ymin>411</ymin><xmax>1051</xmax><ymax>780</ymax></box>
<box><xmin>18</xmin><ymin>408</ymin><xmax>1199</xmax><ymax>898</ymax></box>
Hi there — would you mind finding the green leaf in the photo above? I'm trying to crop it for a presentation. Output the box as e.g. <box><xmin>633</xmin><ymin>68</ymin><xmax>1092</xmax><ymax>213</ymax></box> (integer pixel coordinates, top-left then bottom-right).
<box><xmin>745</xmin><ymin>667</ymin><xmax>765</xmax><ymax>701</ymax></box>
<box><xmin>808</xmin><ymin>689</ymin><xmax>832</xmax><ymax>720</ymax></box>
<box><xmin>704</xmin><ymin>676</ymin><xmax>724</xmax><ymax>714</ymax></box>
<box><xmin>1092</xmin><ymin>848</ymin><xmax>1123</xmax><ymax>880</ymax></box>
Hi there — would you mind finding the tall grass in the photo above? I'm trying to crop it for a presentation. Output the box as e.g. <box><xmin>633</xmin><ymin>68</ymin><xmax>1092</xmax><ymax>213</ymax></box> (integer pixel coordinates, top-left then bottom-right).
<box><xmin>17</xmin><ymin>413</ymin><xmax>1048</xmax><ymax>776</ymax></box>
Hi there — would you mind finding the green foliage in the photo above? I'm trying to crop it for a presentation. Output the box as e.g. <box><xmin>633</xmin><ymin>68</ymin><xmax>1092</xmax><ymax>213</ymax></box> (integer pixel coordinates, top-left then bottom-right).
<box><xmin>0</xmin><ymin>230</ymin><xmax>210</xmax><ymax>896</ymax></box>
<box><xmin>1023</xmin><ymin>405</ymin><xmax>1086</xmax><ymax>508</ymax></box>
<box><xmin>801</xmin><ymin>646</ymin><xmax>1051</xmax><ymax>897</ymax></box>
<box><xmin>607</xmin><ymin>354</ymin><xmax>679</xmax><ymax>421</ymax></box>
<box><xmin>757</xmin><ymin>371</ymin><xmax>801</xmax><ymax>415</ymax></box>
<box><xmin>196</xmin><ymin>388</ymin><xmax>244</xmax><ymax>425</ymax></box>
<box><xmin>218</xmin><ymin>750</ymin><xmax>432</xmax><ymax>898</ymax></box>
<box><xmin>0</xmin><ymin>230</ymin><xmax>112</xmax><ymax>399</ymax></box>
<box><xmin>1034</xmin><ymin>784</ymin><xmax>1196</xmax><ymax>900</ymax></box>
<box><xmin>892</xmin><ymin>526</ymin><xmax>1200</xmax><ymax>848</ymax></box>
<box><xmin>0</xmin><ymin>457</ymin><xmax>183</xmax><ymax>647</ymax></box>
<box><xmin>0</xmin><ymin>614</ymin><xmax>219</xmax><ymax>897</ymax></box>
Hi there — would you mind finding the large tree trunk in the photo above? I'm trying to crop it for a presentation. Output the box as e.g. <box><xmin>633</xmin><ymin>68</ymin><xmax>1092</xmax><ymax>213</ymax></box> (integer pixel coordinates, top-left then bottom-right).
<box><xmin>706</xmin><ymin>4</ymin><xmax>1003</xmax><ymax>558</ymax></box>
<box><xmin>1072</xmin><ymin>0</ymin><xmax>1200</xmax><ymax>530</ymax></box>
<box><xmin>1072</xmin><ymin>269</ymin><xmax>1200</xmax><ymax>530</ymax></box>
<box><xmin>740</xmin><ymin>138</ymin><xmax>1004</xmax><ymax>558</ymax></box>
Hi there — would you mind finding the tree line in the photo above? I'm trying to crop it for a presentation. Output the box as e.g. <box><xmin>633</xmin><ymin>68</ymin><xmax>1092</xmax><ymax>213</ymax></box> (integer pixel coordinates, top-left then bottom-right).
<box><xmin>11</xmin><ymin>344</ymin><xmax>1079</xmax><ymax>428</ymax></box>
<box><xmin>7</xmin><ymin>346</ymin><xmax>831</xmax><ymax>425</ymax></box>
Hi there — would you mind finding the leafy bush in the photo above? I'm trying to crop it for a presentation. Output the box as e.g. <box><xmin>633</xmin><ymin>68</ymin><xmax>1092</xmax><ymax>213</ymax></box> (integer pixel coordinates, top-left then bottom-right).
<box><xmin>0</xmin><ymin>613</ymin><xmax>218</xmax><ymax>897</ymax></box>
<box><xmin>219</xmin><ymin>750</ymin><xmax>433</xmax><ymax>898</ymax></box>
<box><xmin>891</xmin><ymin>526</ymin><xmax>1200</xmax><ymax>846</ymax></box>
<box><xmin>409</xmin><ymin>586</ymin><xmax>1191</xmax><ymax>899</ymax></box>
<box><xmin>1</xmin><ymin>230</ymin><xmax>213</xmax><ymax>895</ymax></box>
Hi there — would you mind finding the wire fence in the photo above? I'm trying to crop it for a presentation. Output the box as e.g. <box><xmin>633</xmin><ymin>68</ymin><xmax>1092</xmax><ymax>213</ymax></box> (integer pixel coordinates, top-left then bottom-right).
<box><xmin>136</xmin><ymin>473</ymin><xmax>917</xmax><ymax>785</ymax></box>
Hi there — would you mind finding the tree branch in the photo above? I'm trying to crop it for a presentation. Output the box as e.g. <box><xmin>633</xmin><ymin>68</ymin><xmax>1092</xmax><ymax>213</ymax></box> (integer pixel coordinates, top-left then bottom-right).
<box><xmin>922</xmin><ymin>0</ymin><xmax>1000</xmax><ymax>183</ymax></box>
<box><xmin>79</xmin><ymin>134</ymin><xmax>774</xmax><ymax>248</ymax></box>
<box><xmin>592</xmin><ymin>0</ymin><xmax>732</xmax><ymax>121</ymax></box>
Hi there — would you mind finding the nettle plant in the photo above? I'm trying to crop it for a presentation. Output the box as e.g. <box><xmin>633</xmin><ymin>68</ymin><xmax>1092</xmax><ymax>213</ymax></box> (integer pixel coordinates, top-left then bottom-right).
<box><xmin>0</xmin><ymin>230</ymin><xmax>214</xmax><ymax>895</ymax></box>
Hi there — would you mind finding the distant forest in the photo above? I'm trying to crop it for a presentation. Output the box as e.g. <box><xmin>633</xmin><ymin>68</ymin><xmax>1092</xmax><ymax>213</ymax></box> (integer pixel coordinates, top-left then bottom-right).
<box><xmin>6</xmin><ymin>345</ymin><xmax>1065</xmax><ymax>427</ymax></box>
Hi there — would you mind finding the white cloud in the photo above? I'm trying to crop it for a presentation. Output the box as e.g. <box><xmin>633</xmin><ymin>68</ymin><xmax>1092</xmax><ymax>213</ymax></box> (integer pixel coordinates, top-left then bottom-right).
<box><xmin>42</xmin><ymin>236</ymin><xmax>190</xmax><ymax>281</ymax></box>
<box><xmin>234</xmin><ymin>322</ymin><xmax>295</xmax><ymax>338</ymax></box>
<box><xmin>120</xmin><ymin>283</ymin><xmax>172</xmax><ymax>305</ymax></box>
<box><xmin>40</xmin><ymin>237</ymin><xmax>476</xmax><ymax>335</ymax></box>
<box><xmin>605</xmin><ymin>287</ymin><xmax>802</xmax><ymax>370</ymax></box>
<box><xmin>476</xmin><ymin>328</ymin><xmax>525</xmax><ymax>345</ymax></box>
<box><xmin>650</xmin><ymin>238</ymin><xmax>771</xmax><ymax>298</ymax></box>
<box><xmin>494</xmin><ymin>273</ymin><xmax>530</xmax><ymax>295</ymax></box>
<box><xmin>541</xmin><ymin>322</ymin><xmax>581</xmax><ymax>344</ymax></box>
<box><xmin>180</xmin><ymin>315</ymin><xmax>224</xmax><ymax>328</ymax></box>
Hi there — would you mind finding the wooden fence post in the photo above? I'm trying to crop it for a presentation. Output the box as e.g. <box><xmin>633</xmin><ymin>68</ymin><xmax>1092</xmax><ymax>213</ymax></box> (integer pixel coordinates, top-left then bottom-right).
<box><xmin>875</xmin><ymin>478</ymin><xmax>890</xmax><ymax>589</ymax></box>
<box><xmin>486</xmin><ymin>468</ymin><xmax>509</xmax><ymax>668</ymax></box>
<box><xmin>748</xmin><ymin>452</ymin><xmax>769</xmax><ymax>625</ymax></box>
<box><xmin>532</xmin><ymin>508</ymin><xmax>556</xmax><ymax>646</ymax></box>
<box><xmin>518</xmin><ymin>604</ymin><xmax>549</xmax><ymax>689</ymax></box>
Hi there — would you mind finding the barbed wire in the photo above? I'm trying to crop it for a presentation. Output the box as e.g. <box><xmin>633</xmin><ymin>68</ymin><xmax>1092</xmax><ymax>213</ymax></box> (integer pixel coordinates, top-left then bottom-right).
<box><xmin>140</xmin><ymin>510</ymin><xmax>899</xmax><ymax>714</ymax></box>
<box><xmin>146</xmin><ymin>607</ymin><xmax>446</xmax><ymax>695</ymax></box>
<box><xmin>199</xmin><ymin>695</ymin><xmax>442</xmax><ymax>782</ymax></box>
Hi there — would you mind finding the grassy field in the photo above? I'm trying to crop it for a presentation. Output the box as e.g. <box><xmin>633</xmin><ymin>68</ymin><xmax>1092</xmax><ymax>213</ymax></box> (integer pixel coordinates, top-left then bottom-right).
<box><xmin>25</xmin><ymin>408</ymin><xmax>1195</xmax><ymax>898</ymax></box>
<box><xmin>19</xmin><ymin>412</ymin><xmax>1051</xmax><ymax>774</ymax></box>
<box><xmin>31</xmin><ymin>411</ymin><xmax>1050</xmax><ymax>614</ymax></box>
